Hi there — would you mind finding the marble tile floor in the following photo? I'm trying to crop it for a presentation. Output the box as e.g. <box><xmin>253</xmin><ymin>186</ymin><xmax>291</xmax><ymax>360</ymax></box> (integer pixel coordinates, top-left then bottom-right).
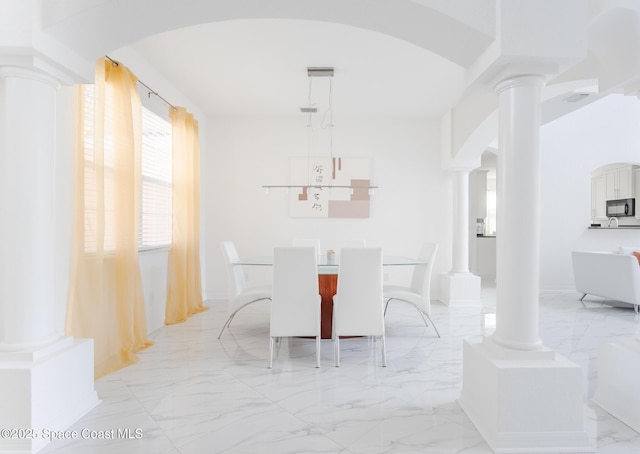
<box><xmin>41</xmin><ymin>287</ymin><xmax>640</xmax><ymax>454</ymax></box>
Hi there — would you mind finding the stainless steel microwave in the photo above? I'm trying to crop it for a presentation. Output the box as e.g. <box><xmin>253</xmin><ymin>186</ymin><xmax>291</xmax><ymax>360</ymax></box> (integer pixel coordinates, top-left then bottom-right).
<box><xmin>606</xmin><ymin>198</ymin><xmax>635</xmax><ymax>217</ymax></box>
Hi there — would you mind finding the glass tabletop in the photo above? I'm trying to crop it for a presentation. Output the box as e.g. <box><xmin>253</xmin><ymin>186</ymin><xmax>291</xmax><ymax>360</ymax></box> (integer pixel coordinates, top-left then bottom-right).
<box><xmin>234</xmin><ymin>255</ymin><xmax>426</xmax><ymax>267</ymax></box>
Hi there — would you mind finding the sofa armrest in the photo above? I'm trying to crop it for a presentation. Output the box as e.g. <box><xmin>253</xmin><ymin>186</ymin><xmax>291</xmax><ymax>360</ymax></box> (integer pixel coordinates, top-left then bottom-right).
<box><xmin>572</xmin><ymin>251</ymin><xmax>640</xmax><ymax>305</ymax></box>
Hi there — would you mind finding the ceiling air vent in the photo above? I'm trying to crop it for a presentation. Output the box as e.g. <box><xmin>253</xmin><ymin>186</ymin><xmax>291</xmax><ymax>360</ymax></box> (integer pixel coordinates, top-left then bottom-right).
<box><xmin>300</xmin><ymin>107</ymin><xmax>318</xmax><ymax>113</ymax></box>
<box><xmin>563</xmin><ymin>92</ymin><xmax>591</xmax><ymax>103</ymax></box>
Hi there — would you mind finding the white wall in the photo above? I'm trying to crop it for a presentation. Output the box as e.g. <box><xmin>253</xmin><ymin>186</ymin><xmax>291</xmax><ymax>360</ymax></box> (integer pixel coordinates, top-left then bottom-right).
<box><xmin>540</xmin><ymin>94</ymin><xmax>640</xmax><ymax>290</ymax></box>
<box><xmin>202</xmin><ymin>114</ymin><xmax>452</xmax><ymax>302</ymax></box>
<box><xmin>139</xmin><ymin>248</ymin><xmax>169</xmax><ymax>332</ymax></box>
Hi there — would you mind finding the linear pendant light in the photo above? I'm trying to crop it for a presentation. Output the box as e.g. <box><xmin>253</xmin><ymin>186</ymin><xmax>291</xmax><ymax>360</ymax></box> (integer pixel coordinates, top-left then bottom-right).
<box><xmin>262</xmin><ymin>67</ymin><xmax>378</xmax><ymax>194</ymax></box>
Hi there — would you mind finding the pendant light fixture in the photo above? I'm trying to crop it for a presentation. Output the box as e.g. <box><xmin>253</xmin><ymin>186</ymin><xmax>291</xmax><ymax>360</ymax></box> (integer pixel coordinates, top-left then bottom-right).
<box><xmin>262</xmin><ymin>67</ymin><xmax>378</xmax><ymax>194</ymax></box>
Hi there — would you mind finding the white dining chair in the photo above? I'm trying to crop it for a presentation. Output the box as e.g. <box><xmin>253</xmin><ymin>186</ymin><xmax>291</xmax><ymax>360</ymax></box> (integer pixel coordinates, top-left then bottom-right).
<box><xmin>292</xmin><ymin>238</ymin><xmax>321</xmax><ymax>258</ymax></box>
<box><xmin>269</xmin><ymin>247</ymin><xmax>322</xmax><ymax>368</ymax></box>
<box><xmin>218</xmin><ymin>241</ymin><xmax>272</xmax><ymax>339</ymax></box>
<box><xmin>383</xmin><ymin>242</ymin><xmax>440</xmax><ymax>337</ymax></box>
<box><xmin>332</xmin><ymin>247</ymin><xmax>386</xmax><ymax>367</ymax></box>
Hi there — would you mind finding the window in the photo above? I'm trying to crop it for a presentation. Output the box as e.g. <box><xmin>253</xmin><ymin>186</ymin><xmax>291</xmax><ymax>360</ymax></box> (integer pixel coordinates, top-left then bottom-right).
<box><xmin>140</xmin><ymin>108</ymin><xmax>172</xmax><ymax>248</ymax></box>
<box><xmin>81</xmin><ymin>85</ymin><xmax>172</xmax><ymax>251</ymax></box>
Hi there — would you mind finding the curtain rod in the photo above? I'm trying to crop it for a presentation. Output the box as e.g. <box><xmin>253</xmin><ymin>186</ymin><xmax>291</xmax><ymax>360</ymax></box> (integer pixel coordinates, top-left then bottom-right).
<box><xmin>105</xmin><ymin>55</ymin><xmax>178</xmax><ymax>112</ymax></box>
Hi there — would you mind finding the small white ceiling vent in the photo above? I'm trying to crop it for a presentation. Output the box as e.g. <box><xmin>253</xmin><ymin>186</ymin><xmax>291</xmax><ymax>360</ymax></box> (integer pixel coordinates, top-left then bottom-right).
<box><xmin>563</xmin><ymin>92</ymin><xmax>591</xmax><ymax>103</ymax></box>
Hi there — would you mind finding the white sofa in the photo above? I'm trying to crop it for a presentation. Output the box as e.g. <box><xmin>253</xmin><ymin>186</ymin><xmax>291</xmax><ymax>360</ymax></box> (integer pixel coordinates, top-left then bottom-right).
<box><xmin>572</xmin><ymin>247</ymin><xmax>640</xmax><ymax>311</ymax></box>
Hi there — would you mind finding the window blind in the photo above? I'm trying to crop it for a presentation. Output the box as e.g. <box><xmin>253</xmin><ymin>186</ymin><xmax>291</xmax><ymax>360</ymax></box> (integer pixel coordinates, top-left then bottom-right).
<box><xmin>82</xmin><ymin>85</ymin><xmax>172</xmax><ymax>251</ymax></box>
<box><xmin>140</xmin><ymin>108</ymin><xmax>172</xmax><ymax>248</ymax></box>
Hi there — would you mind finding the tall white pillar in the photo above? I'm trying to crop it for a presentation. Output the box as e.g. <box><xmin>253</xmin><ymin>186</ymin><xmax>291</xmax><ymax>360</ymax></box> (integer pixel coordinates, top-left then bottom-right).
<box><xmin>459</xmin><ymin>74</ymin><xmax>593</xmax><ymax>453</ymax></box>
<box><xmin>0</xmin><ymin>67</ymin><xmax>98</xmax><ymax>453</ymax></box>
<box><xmin>440</xmin><ymin>167</ymin><xmax>481</xmax><ymax>306</ymax></box>
<box><xmin>452</xmin><ymin>170</ymin><xmax>470</xmax><ymax>274</ymax></box>
<box><xmin>0</xmin><ymin>67</ymin><xmax>59</xmax><ymax>350</ymax></box>
<box><xmin>491</xmin><ymin>75</ymin><xmax>545</xmax><ymax>351</ymax></box>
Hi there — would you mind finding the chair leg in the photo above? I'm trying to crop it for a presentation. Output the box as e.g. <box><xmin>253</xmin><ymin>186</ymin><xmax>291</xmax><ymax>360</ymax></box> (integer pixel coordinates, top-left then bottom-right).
<box><xmin>386</xmin><ymin>298</ymin><xmax>439</xmax><ymax>337</ymax></box>
<box><xmin>218</xmin><ymin>298</ymin><xmax>272</xmax><ymax>339</ymax></box>
<box><xmin>417</xmin><ymin>309</ymin><xmax>429</xmax><ymax>327</ymax></box>
<box><xmin>423</xmin><ymin>312</ymin><xmax>441</xmax><ymax>338</ymax></box>
<box><xmin>217</xmin><ymin>316</ymin><xmax>232</xmax><ymax>339</ymax></box>
<box><xmin>333</xmin><ymin>310</ymin><xmax>340</xmax><ymax>367</ymax></box>
<box><xmin>579</xmin><ymin>293</ymin><xmax>588</xmax><ymax>308</ymax></box>
<box><xmin>268</xmin><ymin>337</ymin><xmax>274</xmax><ymax>369</ymax></box>
<box><xmin>380</xmin><ymin>335</ymin><xmax>387</xmax><ymax>367</ymax></box>
<box><xmin>316</xmin><ymin>336</ymin><xmax>321</xmax><ymax>368</ymax></box>
<box><xmin>412</xmin><ymin>304</ymin><xmax>441</xmax><ymax>338</ymax></box>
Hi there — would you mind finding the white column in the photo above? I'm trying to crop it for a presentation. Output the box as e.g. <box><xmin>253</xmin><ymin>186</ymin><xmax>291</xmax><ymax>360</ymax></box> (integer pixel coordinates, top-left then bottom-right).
<box><xmin>0</xmin><ymin>67</ymin><xmax>59</xmax><ymax>350</ymax></box>
<box><xmin>491</xmin><ymin>75</ymin><xmax>545</xmax><ymax>351</ymax></box>
<box><xmin>0</xmin><ymin>66</ymin><xmax>98</xmax><ymax>453</ymax></box>
<box><xmin>459</xmin><ymin>74</ymin><xmax>593</xmax><ymax>453</ymax></box>
<box><xmin>440</xmin><ymin>166</ymin><xmax>481</xmax><ymax>306</ymax></box>
<box><xmin>451</xmin><ymin>169</ymin><xmax>471</xmax><ymax>274</ymax></box>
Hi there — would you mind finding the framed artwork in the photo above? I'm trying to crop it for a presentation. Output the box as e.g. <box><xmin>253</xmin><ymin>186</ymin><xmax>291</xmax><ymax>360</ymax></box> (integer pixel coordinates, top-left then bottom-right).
<box><xmin>289</xmin><ymin>156</ymin><xmax>372</xmax><ymax>218</ymax></box>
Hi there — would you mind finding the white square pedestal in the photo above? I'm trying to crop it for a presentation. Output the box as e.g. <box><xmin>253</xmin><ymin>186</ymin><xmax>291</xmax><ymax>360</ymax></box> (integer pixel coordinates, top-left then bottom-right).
<box><xmin>459</xmin><ymin>338</ymin><xmax>594</xmax><ymax>453</ymax></box>
<box><xmin>593</xmin><ymin>338</ymin><xmax>640</xmax><ymax>432</ymax></box>
<box><xmin>0</xmin><ymin>337</ymin><xmax>100</xmax><ymax>453</ymax></box>
<box><xmin>440</xmin><ymin>273</ymin><xmax>481</xmax><ymax>306</ymax></box>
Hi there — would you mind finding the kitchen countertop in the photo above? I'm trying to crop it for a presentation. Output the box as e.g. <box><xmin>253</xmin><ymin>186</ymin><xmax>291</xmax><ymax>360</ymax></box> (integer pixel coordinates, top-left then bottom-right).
<box><xmin>588</xmin><ymin>225</ymin><xmax>640</xmax><ymax>229</ymax></box>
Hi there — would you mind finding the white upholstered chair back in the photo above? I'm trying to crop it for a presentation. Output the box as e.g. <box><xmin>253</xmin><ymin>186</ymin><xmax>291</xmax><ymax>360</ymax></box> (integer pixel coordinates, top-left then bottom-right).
<box><xmin>218</xmin><ymin>241</ymin><xmax>272</xmax><ymax>339</ymax></box>
<box><xmin>269</xmin><ymin>247</ymin><xmax>321</xmax><ymax>368</ymax></box>
<box><xmin>383</xmin><ymin>242</ymin><xmax>440</xmax><ymax>337</ymax></box>
<box><xmin>333</xmin><ymin>247</ymin><xmax>385</xmax><ymax>366</ymax></box>
<box><xmin>409</xmin><ymin>242</ymin><xmax>438</xmax><ymax>315</ymax></box>
<box><xmin>221</xmin><ymin>240</ymin><xmax>246</xmax><ymax>298</ymax></box>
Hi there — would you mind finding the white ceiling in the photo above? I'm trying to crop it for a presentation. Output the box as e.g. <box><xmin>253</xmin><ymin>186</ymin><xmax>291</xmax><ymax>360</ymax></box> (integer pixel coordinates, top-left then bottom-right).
<box><xmin>130</xmin><ymin>19</ymin><xmax>466</xmax><ymax>118</ymax></box>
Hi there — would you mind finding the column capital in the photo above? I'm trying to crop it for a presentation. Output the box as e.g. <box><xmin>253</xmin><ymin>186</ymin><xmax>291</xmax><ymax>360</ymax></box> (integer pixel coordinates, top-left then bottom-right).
<box><xmin>494</xmin><ymin>74</ymin><xmax>546</xmax><ymax>95</ymax></box>
<box><xmin>450</xmin><ymin>166</ymin><xmax>475</xmax><ymax>174</ymax></box>
<box><xmin>0</xmin><ymin>66</ymin><xmax>60</xmax><ymax>88</ymax></box>
<box><xmin>447</xmin><ymin>158</ymin><xmax>481</xmax><ymax>173</ymax></box>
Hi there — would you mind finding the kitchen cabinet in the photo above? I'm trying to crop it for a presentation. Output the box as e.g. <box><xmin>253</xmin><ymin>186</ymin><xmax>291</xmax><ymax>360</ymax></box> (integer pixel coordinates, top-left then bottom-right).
<box><xmin>605</xmin><ymin>165</ymin><xmax>634</xmax><ymax>200</ymax></box>
<box><xmin>591</xmin><ymin>175</ymin><xmax>606</xmax><ymax>220</ymax></box>
<box><xmin>636</xmin><ymin>169</ymin><xmax>640</xmax><ymax>219</ymax></box>
<box><xmin>475</xmin><ymin>236</ymin><xmax>496</xmax><ymax>280</ymax></box>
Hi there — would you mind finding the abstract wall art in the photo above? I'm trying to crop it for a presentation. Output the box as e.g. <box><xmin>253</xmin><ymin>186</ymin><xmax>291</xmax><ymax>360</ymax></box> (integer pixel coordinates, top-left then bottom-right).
<box><xmin>289</xmin><ymin>156</ymin><xmax>372</xmax><ymax>218</ymax></box>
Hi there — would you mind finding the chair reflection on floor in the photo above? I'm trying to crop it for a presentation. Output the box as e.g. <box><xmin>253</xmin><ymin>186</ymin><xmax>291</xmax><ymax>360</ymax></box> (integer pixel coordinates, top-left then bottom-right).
<box><xmin>218</xmin><ymin>241</ymin><xmax>272</xmax><ymax>339</ymax></box>
<box><xmin>332</xmin><ymin>247</ymin><xmax>386</xmax><ymax>367</ymax></box>
<box><xmin>269</xmin><ymin>247</ymin><xmax>321</xmax><ymax>368</ymax></box>
<box><xmin>383</xmin><ymin>242</ymin><xmax>440</xmax><ymax>338</ymax></box>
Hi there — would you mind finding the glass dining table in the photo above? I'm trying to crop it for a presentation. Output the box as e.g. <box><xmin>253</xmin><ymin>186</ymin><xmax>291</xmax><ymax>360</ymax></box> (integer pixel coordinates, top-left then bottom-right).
<box><xmin>234</xmin><ymin>255</ymin><xmax>425</xmax><ymax>339</ymax></box>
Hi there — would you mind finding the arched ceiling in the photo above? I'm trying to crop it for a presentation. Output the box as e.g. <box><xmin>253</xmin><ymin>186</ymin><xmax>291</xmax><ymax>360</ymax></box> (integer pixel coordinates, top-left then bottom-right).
<box><xmin>36</xmin><ymin>0</ymin><xmax>640</xmax><ymax>158</ymax></box>
<box><xmin>40</xmin><ymin>0</ymin><xmax>495</xmax><ymax>117</ymax></box>
<box><xmin>128</xmin><ymin>19</ymin><xmax>466</xmax><ymax>117</ymax></box>
<box><xmin>41</xmin><ymin>0</ymin><xmax>495</xmax><ymax>66</ymax></box>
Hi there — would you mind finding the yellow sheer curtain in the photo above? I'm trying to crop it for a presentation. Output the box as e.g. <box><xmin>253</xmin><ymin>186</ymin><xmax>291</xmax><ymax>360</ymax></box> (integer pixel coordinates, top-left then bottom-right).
<box><xmin>67</xmin><ymin>57</ymin><xmax>152</xmax><ymax>378</ymax></box>
<box><xmin>165</xmin><ymin>107</ymin><xmax>208</xmax><ymax>324</ymax></box>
